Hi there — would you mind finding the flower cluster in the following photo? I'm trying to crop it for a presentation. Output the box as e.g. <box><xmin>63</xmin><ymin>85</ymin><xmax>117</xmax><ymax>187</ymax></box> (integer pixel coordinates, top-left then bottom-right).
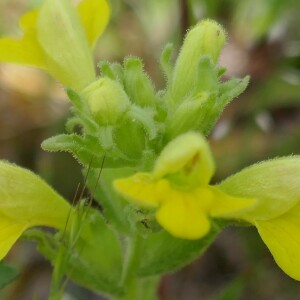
<box><xmin>0</xmin><ymin>0</ymin><xmax>300</xmax><ymax>298</ymax></box>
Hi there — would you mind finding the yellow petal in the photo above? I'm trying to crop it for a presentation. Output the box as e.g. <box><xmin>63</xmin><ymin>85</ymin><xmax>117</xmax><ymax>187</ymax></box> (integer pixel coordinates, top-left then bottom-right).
<box><xmin>255</xmin><ymin>202</ymin><xmax>300</xmax><ymax>280</ymax></box>
<box><xmin>219</xmin><ymin>156</ymin><xmax>300</xmax><ymax>220</ymax></box>
<box><xmin>0</xmin><ymin>212</ymin><xmax>27</xmax><ymax>259</ymax></box>
<box><xmin>114</xmin><ymin>173</ymin><xmax>170</xmax><ymax>208</ymax></box>
<box><xmin>209</xmin><ymin>187</ymin><xmax>256</xmax><ymax>218</ymax></box>
<box><xmin>153</xmin><ymin>132</ymin><xmax>215</xmax><ymax>185</ymax></box>
<box><xmin>156</xmin><ymin>190</ymin><xmax>211</xmax><ymax>239</ymax></box>
<box><xmin>77</xmin><ymin>0</ymin><xmax>110</xmax><ymax>48</ymax></box>
<box><xmin>0</xmin><ymin>9</ymin><xmax>46</xmax><ymax>67</ymax></box>
<box><xmin>19</xmin><ymin>8</ymin><xmax>39</xmax><ymax>32</ymax></box>
<box><xmin>0</xmin><ymin>161</ymin><xmax>71</xmax><ymax>229</ymax></box>
<box><xmin>37</xmin><ymin>0</ymin><xmax>96</xmax><ymax>90</ymax></box>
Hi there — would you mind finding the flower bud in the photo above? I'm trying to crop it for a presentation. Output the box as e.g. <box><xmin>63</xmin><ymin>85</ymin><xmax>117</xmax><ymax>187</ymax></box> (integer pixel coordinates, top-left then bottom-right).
<box><xmin>171</xmin><ymin>20</ymin><xmax>226</xmax><ymax>103</ymax></box>
<box><xmin>82</xmin><ymin>78</ymin><xmax>130</xmax><ymax>125</ymax></box>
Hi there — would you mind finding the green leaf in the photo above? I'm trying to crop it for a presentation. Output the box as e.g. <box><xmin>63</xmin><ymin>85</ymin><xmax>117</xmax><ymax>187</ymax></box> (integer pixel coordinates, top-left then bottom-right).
<box><xmin>219</xmin><ymin>156</ymin><xmax>300</xmax><ymax>221</ymax></box>
<box><xmin>0</xmin><ymin>262</ymin><xmax>19</xmax><ymax>288</ymax></box>
<box><xmin>26</xmin><ymin>209</ymin><xmax>124</xmax><ymax>296</ymax></box>
<box><xmin>42</xmin><ymin>134</ymin><xmax>104</xmax><ymax>167</ymax></box>
<box><xmin>138</xmin><ymin>222</ymin><xmax>222</xmax><ymax>276</ymax></box>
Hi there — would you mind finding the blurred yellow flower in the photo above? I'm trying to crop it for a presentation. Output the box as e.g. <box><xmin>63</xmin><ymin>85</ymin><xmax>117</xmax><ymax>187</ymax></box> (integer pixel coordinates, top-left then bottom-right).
<box><xmin>219</xmin><ymin>156</ymin><xmax>300</xmax><ymax>280</ymax></box>
<box><xmin>0</xmin><ymin>161</ymin><xmax>72</xmax><ymax>259</ymax></box>
<box><xmin>0</xmin><ymin>0</ymin><xmax>110</xmax><ymax>90</ymax></box>
<box><xmin>114</xmin><ymin>132</ymin><xmax>255</xmax><ymax>239</ymax></box>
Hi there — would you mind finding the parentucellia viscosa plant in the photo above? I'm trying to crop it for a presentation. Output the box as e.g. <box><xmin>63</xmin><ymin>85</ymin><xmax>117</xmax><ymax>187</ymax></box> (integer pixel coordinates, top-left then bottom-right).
<box><xmin>0</xmin><ymin>0</ymin><xmax>300</xmax><ymax>299</ymax></box>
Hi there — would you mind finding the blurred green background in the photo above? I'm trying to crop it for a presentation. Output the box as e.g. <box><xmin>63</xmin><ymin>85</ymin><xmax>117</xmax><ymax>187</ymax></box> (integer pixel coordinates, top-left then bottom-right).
<box><xmin>0</xmin><ymin>0</ymin><xmax>299</xmax><ymax>299</ymax></box>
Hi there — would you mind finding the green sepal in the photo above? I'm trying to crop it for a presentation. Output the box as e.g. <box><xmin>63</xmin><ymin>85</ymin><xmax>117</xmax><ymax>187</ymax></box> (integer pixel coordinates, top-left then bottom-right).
<box><xmin>65</xmin><ymin>88</ymin><xmax>87</xmax><ymax>112</ymax></box>
<box><xmin>197</xmin><ymin>76</ymin><xmax>249</xmax><ymax>135</ymax></box>
<box><xmin>138</xmin><ymin>221</ymin><xmax>222</xmax><ymax>276</ymax></box>
<box><xmin>123</xmin><ymin>57</ymin><xmax>156</xmax><ymax>108</ymax></box>
<box><xmin>66</xmin><ymin>88</ymin><xmax>100</xmax><ymax>134</ymax></box>
<box><xmin>219</xmin><ymin>156</ymin><xmax>300</xmax><ymax>221</ymax></box>
<box><xmin>165</xmin><ymin>60</ymin><xmax>248</xmax><ymax>138</ymax></box>
<box><xmin>126</xmin><ymin>105</ymin><xmax>158</xmax><ymax>140</ymax></box>
<box><xmin>218</xmin><ymin>76</ymin><xmax>250</xmax><ymax>108</ymax></box>
<box><xmin>165</xmin><ymin>92</ymin><xmax>210</xmax><ymax>139</ymax></box>
<box><xmin>195</xmin><ymin>55</ymin><xmax>219</xmax><ymax>94</ymax></box>
<box><xmin>99</xmin><ymin>61</ymin><xmax>124</xmax><ymax>84</ymax></box>
<box><xmin>25</xmin><ymin>209</ymin><xmax>124</xmax><ymax>297</ymax></box>
<box><xmin>159</xmin><ymin>43</ymin><xmax>174</xmax><ymax>84</ymax></box>
<box><xmin>99</xmin><ymin>61</ymin><xmax>118</xmax><ymax>80</ymax></box>
<box><xmin>111</xmin><ymin>63</ymin><xmax>125</xmax><ymax>84</ymax></box>
<box><xmin>0</xmin><ymin>262</ymin><xmax>19</xmax><ymax>288</ymax></box>
<box><xmin>114</xmin><ymin>119</ymin><xmax>146</xmax><ymax>160</ymax></box>
<box><xmin>85</xmin><ymin>167</ymin><xmax>136</xmax><ymax>233</ymax></box>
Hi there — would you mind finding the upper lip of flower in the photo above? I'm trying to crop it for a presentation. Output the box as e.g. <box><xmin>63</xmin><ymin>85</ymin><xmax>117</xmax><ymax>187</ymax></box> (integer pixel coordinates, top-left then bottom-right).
<box><xmin>0</xmin><ymin>0</ymin><xmax>110</xmax><ymax>91</ymax></box>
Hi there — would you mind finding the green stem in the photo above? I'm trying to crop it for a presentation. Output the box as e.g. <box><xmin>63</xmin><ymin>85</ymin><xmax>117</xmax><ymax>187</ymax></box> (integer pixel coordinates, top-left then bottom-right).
<box><xmin>49</xmin><ymin>246</ymin><xmax>68</xmax><ymax>300</ymax></box>
<box><xmin>111</xmin><ymin>233</ymin><xmax>160</xmax><ymax>300</ymax></box>
<box><xmin>120</xmin><ymin>233</ymin><xmax>143</xmax><ymax>300</ymax></box>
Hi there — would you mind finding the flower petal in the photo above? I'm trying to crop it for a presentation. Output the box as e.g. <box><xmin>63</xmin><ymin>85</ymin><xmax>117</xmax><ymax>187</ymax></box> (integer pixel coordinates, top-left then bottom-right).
<box><xmin>0</xmin><ymin>161</ymin><xmax>71</xmax><ymax>229</ymax></box>
<box><xmin>0</xmin><ymin>10</ymin><xmax>46</xmax><ymax>67</ymax></box>
<box><xmin>0</xmin><ymin>212</ymin><xmax>27</xmax><ymax>259</ymax></box>
<box><xmin>77</xmin><ymin>0</ymin><xmax>110</xmax><ymax>48</ymax></box>
<box><xmin>153</xmin><ymin>132</ymin><xmax>215</xmax><ymax>185</ymax></box>
<box><xmin>255</xmin><ymin>202</ymin><xmax>300</xmax><ymax>280</ymax></box>
<box><xmin>114</xmin><ymin>173</ymin><xmax>170</xmax><ymax>208</ymax></box>
<box><xmin>208</xmin><ymin>187</ymin><xmax>256</xmax><ymax>218</ymax></box>
<box><xmin>156</xmin><ymin>190</ymin><xmax>211</xmax><ymax>239</ymax></box>
<box><xmin>37</xmin><ymin>0</ymin><xmax>96</xmax><ymax>90</ymax></box>
<box><xmin>219</xmin><ymin>156</ymin><xmax>300</xmax><ymax>220</ymax></box>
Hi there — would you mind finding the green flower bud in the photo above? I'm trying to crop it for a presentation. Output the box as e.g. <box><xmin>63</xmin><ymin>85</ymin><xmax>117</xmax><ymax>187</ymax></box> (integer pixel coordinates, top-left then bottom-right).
<box><xmin>82</xmin><ymin>78</ymin><xmax>130</xmax><ymax>125</ymax></box>
<box><xmin>171</xmin><ymin>20</ymin><xmax>226</xmax><ymax>103</ymax></box>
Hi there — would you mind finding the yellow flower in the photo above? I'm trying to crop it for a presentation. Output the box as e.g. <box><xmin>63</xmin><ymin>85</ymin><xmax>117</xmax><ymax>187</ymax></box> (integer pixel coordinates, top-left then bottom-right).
<box><xmin>0</xmin><ymin>161</ymin><xmax>72</xmax><ymax>259</ymax></box>
<box><xmin>114</xmin><ymin>132</ymin><xmax>255</xmax><ymax>239</ymax></box>
<box><xmin>0</xmin><ymin>0</ymin><xmax>110</xmax><ymax>91</ymax></box>
<box><xmin>219</xmin><ymin>156</ymin><xmax>300</xmax><ymax>280</ymax></box>
<box><xmin>114</xmin><ymin>134</ymin><xmax>300</xmax><ymax>281</ymax></box>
